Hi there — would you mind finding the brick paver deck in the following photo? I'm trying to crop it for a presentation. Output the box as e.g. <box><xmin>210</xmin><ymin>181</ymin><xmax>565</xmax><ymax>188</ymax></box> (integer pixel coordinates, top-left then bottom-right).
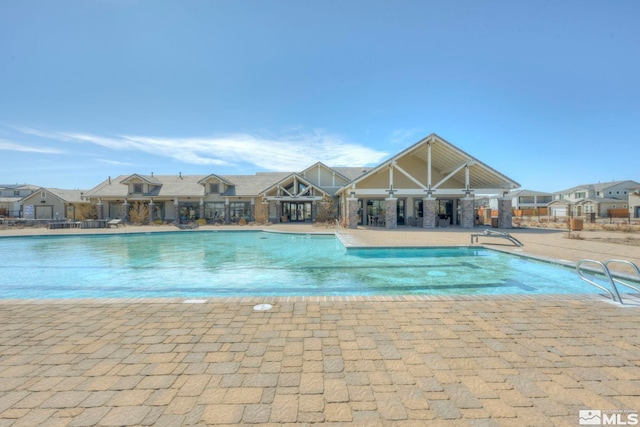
<box><xmin>1</xmin><ymin>225</ymin><xmax>639</xmax><ymax>425</ymax></box>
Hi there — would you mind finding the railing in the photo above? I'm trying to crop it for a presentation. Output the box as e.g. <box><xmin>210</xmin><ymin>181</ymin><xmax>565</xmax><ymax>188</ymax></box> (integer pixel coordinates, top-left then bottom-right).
<box><xmin>576</xmin><ymin>259</ymin><xmax>640</xmax><ymax>304</ymax></box>
<box><xmin>605</xmin><ymin>260</ymin><xmax>640</xmax><ymax>295</ymax></box>
<box><xmin>470</xmin><ymin>229</ymin><xmax>523</xmax><ymax>247</ymax></box>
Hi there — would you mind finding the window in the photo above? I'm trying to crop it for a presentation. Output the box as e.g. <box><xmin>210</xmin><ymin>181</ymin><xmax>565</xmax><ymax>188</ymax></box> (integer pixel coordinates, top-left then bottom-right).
<box><xmin>14</xmin><ymin>190</ymin><xmax>20</xmax><ymax>196</ymax></box>
<box><xmin>209</xmin><ymin>183</ymin><xmax>220</xmax><ymax>194</ymax></box>
<box><xmin>41</xmin><ymin>191</ymin><xmax>46</xmax><ymax>198</ymax></box>
<box><xmin>575</xmin><ymin>192</ymin><xmax>586</xmax><ymax>199</ymax></box>
<box><xmin>205</xmin><ymin>202</ymin><xmax>225</xmax><ymax>221</ymax></box>
<box><xmin>229</xmin><ymin>202</ymin><xmax>249</xmax><ymax>222</ymax></box>
<box><xmin>133</xmin><ymin>183</ymin><xmax>143</xmax><ymax>193</ymax></box>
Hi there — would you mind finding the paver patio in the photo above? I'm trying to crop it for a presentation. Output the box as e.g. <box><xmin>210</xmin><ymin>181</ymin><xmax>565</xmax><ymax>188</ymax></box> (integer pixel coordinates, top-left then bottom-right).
<box><xmin>1</xmin><ymin>225</ymin><xmax>639</xmax><ymax>426</ymax></box>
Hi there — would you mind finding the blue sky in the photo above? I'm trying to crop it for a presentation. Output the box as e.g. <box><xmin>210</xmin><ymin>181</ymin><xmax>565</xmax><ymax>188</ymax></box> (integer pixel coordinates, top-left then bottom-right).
<box><xmin>1</xmin><ymin>1</ymin><xmax>638</xmax><ymax>192</ymax></box>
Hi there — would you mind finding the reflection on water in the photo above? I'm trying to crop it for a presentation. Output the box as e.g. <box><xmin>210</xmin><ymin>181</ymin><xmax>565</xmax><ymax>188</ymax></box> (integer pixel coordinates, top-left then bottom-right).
<box><xmin>0</xmin><ymin>231</ymin><xmax>602</xmax><ymax>299</ymax></box>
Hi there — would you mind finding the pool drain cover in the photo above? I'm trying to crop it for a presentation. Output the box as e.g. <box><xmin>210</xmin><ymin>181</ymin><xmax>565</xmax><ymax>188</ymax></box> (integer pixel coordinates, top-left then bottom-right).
<box><xmin>253</xmin><ymin>304</ymin><xmax>273</xmax><ymax>311</ymax></box>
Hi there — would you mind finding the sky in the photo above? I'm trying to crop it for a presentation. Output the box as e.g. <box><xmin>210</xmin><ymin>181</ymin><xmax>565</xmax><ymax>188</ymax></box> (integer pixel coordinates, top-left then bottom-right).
<box><xmin>1</xmin><ymin>1</ymin><xmax>639</xmax><ymax>193</ymax></box>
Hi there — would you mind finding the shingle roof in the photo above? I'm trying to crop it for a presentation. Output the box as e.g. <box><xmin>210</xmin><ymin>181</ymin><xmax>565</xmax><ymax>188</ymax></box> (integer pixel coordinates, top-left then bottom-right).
<box><xmin>555</xmin><ymin>180</ymin><xmax>640</xmax><ymax>194</ymax></box>
<box><xmin>46</xmin><ymin>188</ymin><xmax>87</xmax><ymax>203</ymax></box>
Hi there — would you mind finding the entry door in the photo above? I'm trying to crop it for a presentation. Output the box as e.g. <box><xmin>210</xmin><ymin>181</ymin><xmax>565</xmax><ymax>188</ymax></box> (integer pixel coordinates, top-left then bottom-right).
<box><xmin>290</xmin><ymin>202</ymin><xmax>311</xmax><ymax>222</ymax></box>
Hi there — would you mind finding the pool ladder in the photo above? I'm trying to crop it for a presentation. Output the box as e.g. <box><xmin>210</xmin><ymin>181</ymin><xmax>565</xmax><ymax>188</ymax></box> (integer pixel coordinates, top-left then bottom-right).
<box><xmin>576</xmin><ymin>259</ymin><xmax>640</xmax><ymax>304</ymax></box>
<box><xmin>470</xmin><ymin>229</ymin><xmax>523</xmax><ymax>247</ymax></box>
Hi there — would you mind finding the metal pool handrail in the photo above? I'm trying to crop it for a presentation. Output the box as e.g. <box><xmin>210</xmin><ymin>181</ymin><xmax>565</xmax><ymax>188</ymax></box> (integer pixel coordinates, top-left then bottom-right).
<box><xmin>604</xmin><ymin>259</ymin><xmax>640</xmax><ymax>294</ymax></box>
<box><xmin>576</xmin><ymin>259</ymin><xmax>623</xmax><ymax>304</ymax></box>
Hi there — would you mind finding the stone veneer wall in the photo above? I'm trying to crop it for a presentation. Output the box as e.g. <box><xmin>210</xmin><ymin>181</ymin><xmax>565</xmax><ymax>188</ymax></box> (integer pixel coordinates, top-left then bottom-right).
<box><xmin>459</xmin><ymin>198</ymin><xmax>475</xmax><ymax>228</ymax></box>
<box><xmin>498</xmin><ymin>198</ymin><xmax>513</xmax><ymax>228</ymax></box>
<box><xmin>122</xmin><ymin>202</ymin><xmax>130</xmax><ymax>223</ymax></box>
<box><xmin>385</xmin><ymin>198</ymin><xmax>397</xmax><ymax>229</ymax></box>
<box><xmin>348</xmin><ymin>198</ymin><xmax>359</xmax><ymax>229</ymax></box>
<box><xmin>422</xmin><ymin>198</ymin><xmax>436</xmax><ymax>228</ymax></box>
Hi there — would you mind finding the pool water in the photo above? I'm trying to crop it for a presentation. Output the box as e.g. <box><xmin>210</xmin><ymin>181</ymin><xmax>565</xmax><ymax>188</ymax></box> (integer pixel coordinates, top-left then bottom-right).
<box><xmin>0</xmin><ymin>231</ymin><xmax>602</xmax><ymax>299</ymax></box>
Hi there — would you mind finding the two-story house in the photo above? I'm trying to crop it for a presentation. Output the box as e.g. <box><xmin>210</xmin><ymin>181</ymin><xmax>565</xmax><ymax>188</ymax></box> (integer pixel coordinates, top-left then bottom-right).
<box><xmin>0</xmin><ymin>184</ymin><xmax>39</xmax><ymax>217</ymax></box>
<box><xmin>547</xmin><ymin>180</ymin><xmax>640</xmax><ymax>218</ymax></box>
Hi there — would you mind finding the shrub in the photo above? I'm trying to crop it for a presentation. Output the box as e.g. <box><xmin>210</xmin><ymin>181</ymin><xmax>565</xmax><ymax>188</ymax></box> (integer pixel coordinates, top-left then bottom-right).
<box><xmin>129</xmin><ymin>201</ymin><xmax>149</xmax><ymax>225</ymax></box>
<box><xmin>316</xmin><ymin>195</ymin><xmax>336</xmax><ymax>223</ymax></box>
<box><xmin>254</xmin><ymin>197</ymin><xmax>270</xmax><ymax>224</ymax></box>
<box><xmin>76</xmin><ymin>203</ymin><xmax>97</xmax><ymax>220</ymax></box>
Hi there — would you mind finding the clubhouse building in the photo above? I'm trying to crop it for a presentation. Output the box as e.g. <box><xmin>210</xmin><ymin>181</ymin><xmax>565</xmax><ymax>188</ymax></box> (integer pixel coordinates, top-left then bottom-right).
<box><xmin>84</xmin><ymin>134</ymin><xmax>520</xmax><ymax>229</ymax></box>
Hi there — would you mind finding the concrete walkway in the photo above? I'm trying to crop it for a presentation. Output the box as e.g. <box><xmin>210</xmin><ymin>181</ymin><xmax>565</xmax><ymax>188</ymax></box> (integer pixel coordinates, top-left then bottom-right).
<box><xmin>1</xmin><ymin>225</ymin><xmax>639</xmax><ymax>426</ymax></box>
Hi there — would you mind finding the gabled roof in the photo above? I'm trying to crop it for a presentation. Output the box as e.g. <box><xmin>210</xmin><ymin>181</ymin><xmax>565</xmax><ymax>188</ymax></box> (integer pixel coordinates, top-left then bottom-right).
<box><xmin>197</xmin><ymin>174</ymin><xmax>235</xmax><ymax>186</ymax></box>
<box><xmin>554</xmin><ymin>180</ymin><xmax>640</xmax><ymax>194</ymax></box>
<box><xmin>21</xmin><ymin>188</ymin><xmax>87</xmax><ymax>204</ymax></box>
<box><xmin>120</xmin><ymin>174</ymin><xmax>162</xmax><ymax>186</ymax></box>
<box><xmin>336</xmin><ymin>133</ymin><xmax>520</xmax><ymax>194</ymax></box>
<box><xmin>260</xmin><ymin>173</ymin><xmax>330</xmax><ymax>198</ymax></box>
<box><xmin>300</xmin><ymin>162</ymin><xmax>355</xmax><ymax>183</ymax></box>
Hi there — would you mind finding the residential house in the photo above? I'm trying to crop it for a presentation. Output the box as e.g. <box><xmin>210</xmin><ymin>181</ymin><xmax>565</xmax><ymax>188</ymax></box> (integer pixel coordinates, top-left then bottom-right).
<box><xmin>20</xmin><ymin>188</ymin><xmax>89</xmax><ymax>220</ymax></box>
<box><xmin>629</xmin><ymin>186</ymin><xmax>640</xmax><ymax>219</ymax></box>
<box><xmin>84</xmin><ymin>133</ymin><xmax>520</xmax><ymax>229</ymax></box>
<box><xmin>0</xmin><ymin>184</ymin><xmax>39</xmax><ymax>217</ymax></box>
<box><xmin>486</xmin><ymin>189</ymin><xmax>552</xmax><ymax>214</ymax></box>
<box><xmin>547</xmin><ymin>180</ymin><xmax>640</xmax><ymax>218</ymax></box>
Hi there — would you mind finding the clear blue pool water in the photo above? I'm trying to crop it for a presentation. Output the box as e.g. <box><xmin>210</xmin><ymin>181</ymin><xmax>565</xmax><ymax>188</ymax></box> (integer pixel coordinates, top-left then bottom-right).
<box><xmin>0</xmin><ymin>231</ymin><xmax>603</xmax><ymax>299</ymax></box>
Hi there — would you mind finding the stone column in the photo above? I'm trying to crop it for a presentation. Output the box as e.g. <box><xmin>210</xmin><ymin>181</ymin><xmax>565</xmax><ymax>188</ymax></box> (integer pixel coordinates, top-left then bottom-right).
<box><xmin>385</xmin><ymin>197</ymin><xmax>397</xmax><ymax>229</ymax></box>
<box><xmin>423</xmin><ymin>197</ymin><xmax>436</xmax><ymax>229</ymax></box>
<box><xmin>173</xmin><ymin>199</ymin><xmax>179</xmax><ymax>224</ymax></box>
<box><xmin>96</xmin><ymin>200</ymin><xmax>103</xmax><ymax>220</ymax></box>
<box><xmin>250</xmin><ymin>198</ymin><xmax>255</xmax><ymax>222</ymax></box>
<box><xmin>148</xmin><ymin>201</ymin><xmax>155</xmax><ymax>225</ymax></box>
<box><xmin>224</xmin><ymin>198</ymin><xmax>231</xmax><ymax>224</ymax></box>
<box><xmin>459</xmin><ymin>197</ymin><xmax>475</xmax><ymax>229</ymax></box>
<box><xmin>199</xmin><ymin>199</ymin><xmax>205</xmax><ymax>221</ymax></box>
<box><xmin>122</xmin><ymin>201</ymin><xmax>130</xmax><ymax>223</ymax></box>
<box><xmin>348</xmin><ymin>197</ymin><xmax>359</xmax><ymax>229</ymax></box>
<box><xmin>498</xmin><ymin>197</ymin><xmax>513</xmax><ymax>228</ymax></box>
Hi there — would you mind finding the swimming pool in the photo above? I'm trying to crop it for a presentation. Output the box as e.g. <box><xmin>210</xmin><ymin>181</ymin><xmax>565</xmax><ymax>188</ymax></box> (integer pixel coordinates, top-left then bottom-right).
<box><xmin>0</xmin><ymin>231</ymin><xmax>602</xmax><ymax>299</ymax></box>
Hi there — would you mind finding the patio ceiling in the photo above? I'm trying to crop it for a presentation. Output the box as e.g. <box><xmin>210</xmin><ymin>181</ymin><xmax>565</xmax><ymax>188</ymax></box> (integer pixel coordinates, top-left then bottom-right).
<box><xmin>338</xmin><ymin>133</ymin><xmax>520</xmax><ymax>195</ymax></box>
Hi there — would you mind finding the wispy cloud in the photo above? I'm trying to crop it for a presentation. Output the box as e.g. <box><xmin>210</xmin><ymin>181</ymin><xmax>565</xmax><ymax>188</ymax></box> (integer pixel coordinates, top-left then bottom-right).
<box><xmin>13</xmin><ymin>126</ymin><xmax>389</xmax><ymax>170</ymax></box>
<box><xmin>96</xmin><ymin>159</ymin><xmax>137</xmax><ymax>167</ymax></box>
<box><xmin>389</xmin><ymin>128</ymin><xmax>423</xmax><ymax>146</ymax></box>
<box><xmin>0</xmin><ymin>139</ymin><xmax>62</xmax><ymax>154</ymax></box>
